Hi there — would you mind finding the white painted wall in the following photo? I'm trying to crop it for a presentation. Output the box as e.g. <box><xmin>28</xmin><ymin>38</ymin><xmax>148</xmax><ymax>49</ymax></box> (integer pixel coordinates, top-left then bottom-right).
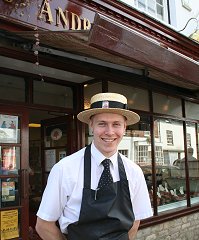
<box><xmin>169</xmin><ymin>0</ymin><xmax>199</xmax><ymax>37</ymax></box>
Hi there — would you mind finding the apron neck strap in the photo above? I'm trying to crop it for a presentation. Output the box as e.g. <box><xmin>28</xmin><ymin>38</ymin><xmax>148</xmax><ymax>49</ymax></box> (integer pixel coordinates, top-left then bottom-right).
<box><xmin>118</xmin><ymin>153</ymin><xmax>127</xmax><ymax>181</ymax></box>
<box><xmin>84</xmin><ymin>144</ymin><xmax>91</xmax><ymax>189</ymax></box>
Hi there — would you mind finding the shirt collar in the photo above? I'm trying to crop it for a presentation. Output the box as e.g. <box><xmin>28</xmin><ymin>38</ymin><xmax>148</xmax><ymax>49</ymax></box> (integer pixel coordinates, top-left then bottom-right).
<box><xmin>91</xmin><ymin>142</ymin><xmax>118</xmax><ymax>170</ymax></box>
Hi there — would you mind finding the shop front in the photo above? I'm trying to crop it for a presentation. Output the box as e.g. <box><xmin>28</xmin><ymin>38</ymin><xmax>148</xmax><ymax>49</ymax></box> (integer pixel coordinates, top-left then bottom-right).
<box><xmin>0</xmin><ymin>0</ymin><xmax>199</xmax><ymax>239</ymax></box>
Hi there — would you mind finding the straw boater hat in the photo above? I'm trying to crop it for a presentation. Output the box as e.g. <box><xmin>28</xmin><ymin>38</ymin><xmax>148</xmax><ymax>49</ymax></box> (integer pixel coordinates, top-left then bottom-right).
<box><xmin>77</xmin><ymin>92</ymin><xmax>140</xmax><ymax>125</ymax></box>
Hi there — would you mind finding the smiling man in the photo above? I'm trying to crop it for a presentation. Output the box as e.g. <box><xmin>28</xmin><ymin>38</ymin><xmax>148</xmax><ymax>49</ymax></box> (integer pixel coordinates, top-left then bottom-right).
<box><xmin>36</xmin><ymin>92</ymin><xmax>153</xmax><ymax>240</ymax></box>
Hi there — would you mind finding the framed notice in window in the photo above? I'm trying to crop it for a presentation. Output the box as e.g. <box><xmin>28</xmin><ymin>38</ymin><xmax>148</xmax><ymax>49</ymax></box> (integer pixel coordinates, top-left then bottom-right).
<box><xmin>1</xmin><ymin>147</ymin><xmax>16</xmax><ymax>172</ymax></box>
<box><xmin>0</xmin><ymin>115</ymin><xmax>18</xmax><ymax>143</ymax></box>
<box><xmin>45</xmin><ymin>149</ymin><xmax>56</xmax><ymax>172</ymax></box>
<box><xmin>1</xmin><ymin>210</ymin><xmax>19</xmax><ymax>240</ymax></box>
<box><xmin>2</xmin><ymin>182</ymin><xmax>15</xmax><ymax>202</ymax></box>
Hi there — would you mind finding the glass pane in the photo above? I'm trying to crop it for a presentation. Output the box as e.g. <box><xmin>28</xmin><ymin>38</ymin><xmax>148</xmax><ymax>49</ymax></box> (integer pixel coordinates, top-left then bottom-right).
<box><xmin>124</xmin><ymin>116</ymin><xmax>153</xmax><ymax>209</ymax></box>
<box><xmin>154</xmin><ymin>119</ymin><xmax>186</xmax><ymax>213</ymax></box>
<box><xmin>148</xmin><ymin>0</ymin><xmax>156</xmax><ymax>15</ymax></box>
<box><xmin>0</xmin><ymin>74</ymin><xmax>25</xmax><ymax>102</ymax></box>
<box><xmin>84</xmin><ymin>82</ymin><xmax>102</xmax><ymax>109</ymax></box>
<box><xmin>34</xmin><ymin>81</ymin><xmax>73</xmax><ymax>108</ymax></box>
<box><xmin>157</xmin><ymin>5</ymin><xmax>163</xmax><ymax>20</ymax></box>
<box><xmin>0</xmin><ymin>177</ymin><xmax>20</xmax><ymax>207</ymax></box>
<box><xmin>118</xmin><ymin>0</ymin><xmax>135</xmax><ymax>7</ymax></box>
<box><xmin>0</xmin><ymin>115</ymin><xmax>20</xmax><ymax>144</ymax></box>
<box><xmin>186</xmin><ymin>123</ymin><xmax>199</xmax><ymax>205</ymax></box>
<box><xmin>108</xmin><ymin>82</ymin><xmax>149</xmax><ymax>111</ymax></box>
<box><xmin>185</xmin><ymin>101</ymin><xmax>199</xmax><ymax>120</ymax></box>
<box><xmin>0</xmin><ymin>147</ymin><xmax>20</xmax><ymax>175</ymax></box>
<box><xmin>156</xmin><ymin>0</ymin><xmax>163</xmax><ymax>5</ymax></box>
<box><xmin>153</xmin><ymin>93</ymin><xmax>182</xmax><ymax>117</ymax></box>
<box><xmin>138</xmin><ymin>0</ymin><xmax>146</xmax><ymax>10</ymax></box>
<box><xmin>29</xmin><ymin>140</ymin><xmax>42</xmax><ymax>199</ymax></box>
<box><xmin>44</xmin><ymin>124</ymin><xmax>67</xmax><ymax>148</ymax></box>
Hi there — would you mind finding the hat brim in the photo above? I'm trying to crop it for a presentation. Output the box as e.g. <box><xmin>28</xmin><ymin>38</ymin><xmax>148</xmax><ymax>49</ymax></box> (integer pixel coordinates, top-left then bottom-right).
<box><xmin>77</xmin><ymin>108</ymin><xmax>140</xmax><ymax>126</ymax></box>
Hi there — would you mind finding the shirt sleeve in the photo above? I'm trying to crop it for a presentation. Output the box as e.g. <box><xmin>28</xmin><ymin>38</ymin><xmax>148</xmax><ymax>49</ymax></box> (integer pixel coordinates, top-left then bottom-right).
<box><xmin>37</xmin><ymin>163</ymin><xmax>65</xmax><ymax>221</ymax></box>
<box><xmin>130</xmin><ymin>166</ymin><xmax>153</xmax><ymax>220</ymax></box>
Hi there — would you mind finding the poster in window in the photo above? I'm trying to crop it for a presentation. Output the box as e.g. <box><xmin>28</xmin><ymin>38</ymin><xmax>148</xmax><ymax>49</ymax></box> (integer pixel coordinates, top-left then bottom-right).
<box><xmin>1</xmin><ymin>147</ymin><xmax>16</xmax><ymax>173</ymax></box>
<box><xmin>2</xmin><ymin>182</ymin><xmax>15</xmax><ymax>202</ymax></box>
<box><xmin>0</xmin><ymin>115</ymin><xmax>18</xmax><ymax>143</ymax></box>
<box><xmin>0</xmin><ymin>210</ymin><xmax>19</xmax><ymax>240</ymax></box>
<box><xmin>45</xmin><ymin>149</ymin><xmax>56</xmax><ymax>171</ymax></box>
<box><xmin>59</xmin><ymin>150</ymin><xmax>66</xmax><ymax>160</ymax></box>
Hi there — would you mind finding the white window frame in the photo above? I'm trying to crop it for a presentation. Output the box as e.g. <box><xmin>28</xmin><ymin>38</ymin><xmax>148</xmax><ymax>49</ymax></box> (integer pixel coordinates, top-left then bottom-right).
<box><xmin>155</xmin><ymin>146</ymin><xmax>164</xmax><ymax>165</ymax></box>
<box><xmin>136</xmin><ymin>145</ymin><xmax>151</xmax><ymax>165</ymax></box>
<box><xmin>119</xmin><ymin>0</ymin><xmax>169</xmax><ymax>23</ymax></box>
<box><xmin>166</xmin><ymin>130</ymin><xmax>174</xmax><ymax>145</ymax></box>
<box><xmin>119</xmin><ymin>149</ymin><xmax>128</xmax><ymax>158</ymax></box>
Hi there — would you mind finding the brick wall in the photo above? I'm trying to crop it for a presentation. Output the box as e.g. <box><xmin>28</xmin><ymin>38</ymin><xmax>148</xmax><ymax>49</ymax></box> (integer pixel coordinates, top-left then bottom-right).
<box><xmin>136</xmin><ymin>212</ymin><xmax>199</xmax><ymax>240</ymax></box>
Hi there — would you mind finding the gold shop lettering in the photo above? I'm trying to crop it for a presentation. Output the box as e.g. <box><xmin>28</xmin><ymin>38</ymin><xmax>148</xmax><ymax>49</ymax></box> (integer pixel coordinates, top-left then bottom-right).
<box><xmin>38</xmin><ymin>0</ymin><xmax>91</xmax><ymax>30</ymax></box>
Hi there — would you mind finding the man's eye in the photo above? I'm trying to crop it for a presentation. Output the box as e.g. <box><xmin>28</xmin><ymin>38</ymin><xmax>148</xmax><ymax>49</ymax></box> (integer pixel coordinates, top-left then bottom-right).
<box><xmin>98</xmin><ymin>122</ymin><xmax>105</xmax><ymax>126</ymax></box>
<box><xmin>114</xmin><ymin>123</ymin><xmax>121</xmax><ymax>127</ymax></box>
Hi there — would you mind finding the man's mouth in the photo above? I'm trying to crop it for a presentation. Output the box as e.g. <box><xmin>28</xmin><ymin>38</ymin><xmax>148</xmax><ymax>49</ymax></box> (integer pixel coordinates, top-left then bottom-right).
<box><xmin>102</xmin><ymin>138</ymin><xmax>116</xmax><ymax>142</ymax></box>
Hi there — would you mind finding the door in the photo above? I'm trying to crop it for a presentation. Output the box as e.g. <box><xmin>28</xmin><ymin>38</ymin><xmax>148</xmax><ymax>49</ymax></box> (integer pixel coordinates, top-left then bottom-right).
<box><xmin>0</xmin><ymin>106</ymin><xmax>29</xmax><ymax>240</ymax></box>
<box><xmin>41</xmin><ymin>115</ymin><xmax>74</xmax><ymax>189</ymax></box>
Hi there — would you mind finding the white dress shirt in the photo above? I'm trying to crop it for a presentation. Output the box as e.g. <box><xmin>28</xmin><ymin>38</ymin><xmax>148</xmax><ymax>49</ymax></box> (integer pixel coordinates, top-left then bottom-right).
<box><xmin>37</xmin><ymin>143</ymin><xmax>153</xmax><ymax>234</ymax></box>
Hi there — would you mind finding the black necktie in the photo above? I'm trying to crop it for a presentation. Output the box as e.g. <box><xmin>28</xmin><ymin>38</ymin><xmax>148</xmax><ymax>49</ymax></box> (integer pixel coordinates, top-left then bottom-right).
<box><xmin>98</xmin><ymin>159</ymin><xmax>113</xmax><ymax>189</ymax></box>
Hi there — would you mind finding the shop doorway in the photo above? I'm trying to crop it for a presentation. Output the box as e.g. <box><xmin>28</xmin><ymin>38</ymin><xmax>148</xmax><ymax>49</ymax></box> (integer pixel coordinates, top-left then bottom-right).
<box><xmin>28</xmin><ymin>110</ymin><xmax>74</xmax><ymax>235</ymax></box>
<box><xmin>0</xmin><ymin>106</ymin><xmax>29</xmax><ymax>240</ymax></box>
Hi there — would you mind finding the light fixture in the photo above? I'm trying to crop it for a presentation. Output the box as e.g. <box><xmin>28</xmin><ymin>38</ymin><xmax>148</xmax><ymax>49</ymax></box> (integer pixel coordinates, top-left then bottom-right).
<box><xmin>29</xmin><ymin>123</ymin><xmax>41</xmax><ymax>128</ymax></box>
<box><xmin>163</xmin><ymin>97</ymin><xmax>170</xmax><ymax>112</ymax></box>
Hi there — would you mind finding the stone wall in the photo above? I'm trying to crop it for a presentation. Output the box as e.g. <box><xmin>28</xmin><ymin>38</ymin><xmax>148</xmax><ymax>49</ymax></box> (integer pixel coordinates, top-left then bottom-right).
<box><xmin>136</xmin><ymin>212</ymin><xmax>199</xmax><ymax>240</ymax></box>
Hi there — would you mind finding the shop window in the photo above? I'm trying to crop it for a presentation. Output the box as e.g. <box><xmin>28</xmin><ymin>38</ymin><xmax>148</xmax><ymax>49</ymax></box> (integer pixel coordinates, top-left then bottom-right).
<box><xmin>84</xmin><ymin>82</ymin><xmax>102</xmax><ymax>110</ymax></box>
<box><xmin>33</xmin><ymin>81</ymin><xmax>73</xmax><ymax>108</ymax></box>
<box><xmin>166</xmin><ymin>130</ymin><xmax>174</xmax><ymax>145</ymax></box>
<box><xmin>108</xmin><ymin>82</ymin><xmax>149</xmax><ymax>111</ymax></box>
<box><xmin>154</xmin><ymin>119</ymin><xmax>188</xmax><ymax>213</ymax></box>
<box><xmin>185</xmin><ymin>101</ymin><xmax>199</xmax><ymax>120</ymax></box>
<box><xmin>120</xmin><ymin>116</ymin><xmax>153</xmax><ymax>204</ymax></box>
<box><xmin>155</xmin><ymin>146</ymin><xmax>164</xmax><ymax>164</ymax></box>
<box><xmin>119</xmin><ymin>0</ymin><xmax>168</xmax><ymax>22</ymax></box>
<box><xmin>186</xmin><ymin>123</ymin><xmax>199</xmax><ymax>206</ymax></box>
<box><xmin>153</xmin><ymin>93</ymin><xmax>182</xmax><ymax>117</ymax></box>
<box><xmin>135</xmin><ymin>145</ymin><xmax>151</xmax><ymax>165</ymax></box>
<box><xmin>0</xmin><ymin>74</ymin><xmax>25</xmax><ymax>102</ymax></box>
<box><xmin>186</xmin><ymin>133</ymin><xmax>191</xmax><ymax>147</ymax></box>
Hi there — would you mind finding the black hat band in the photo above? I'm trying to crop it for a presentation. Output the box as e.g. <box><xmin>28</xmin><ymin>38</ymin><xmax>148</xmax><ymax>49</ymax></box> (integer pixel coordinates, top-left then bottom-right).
<box><xmin>91</xmin><ymin>100</ymin><xmax>127</xmax><ymax>110</ymax></box>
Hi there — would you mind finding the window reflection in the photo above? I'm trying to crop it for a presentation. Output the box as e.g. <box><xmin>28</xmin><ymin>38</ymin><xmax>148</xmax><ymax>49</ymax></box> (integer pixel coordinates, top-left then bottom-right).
<box><xmin>185</xmin><ymin>101</ymin><xmax>199</xmax><ymax>120</ymax></box>
<box><xmin>119</xmin><ymin>116</ymin><xmax>154</xmax><ymax>207</ymax></box>
<box><xmin>108</xmin><ymin>82</ymin><xmax>149</xmax><ymax>111</ymax></box>
<box><xmin>84</xmin><ymin>82</ymin><xmax>102</xmax><ymax>110</ymax></box>
<box><xmin>154</xmin><ymin>119</ymin><xmax>186</xmax><ymax>212</ymax></box>
<box><xmin>153</xmin><ymin>93</ymin><xmax>182</xmax><ymax>117</ymax></box>
<box><xmin>187</xmin><ymin>123</ymin><xmax>199</xmax><ymax>205</ymax></box>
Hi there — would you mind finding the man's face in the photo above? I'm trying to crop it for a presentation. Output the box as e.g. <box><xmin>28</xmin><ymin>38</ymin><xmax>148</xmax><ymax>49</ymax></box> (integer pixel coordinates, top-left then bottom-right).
<box><xmin>89</xmin><ymin>113</ymin><xmax>126</xmax><ymax>157</ymax></box>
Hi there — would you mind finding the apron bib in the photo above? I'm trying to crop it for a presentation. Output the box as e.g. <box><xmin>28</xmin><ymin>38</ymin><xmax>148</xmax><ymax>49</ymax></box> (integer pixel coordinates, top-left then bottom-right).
<box><xmin>67</xmin><ymin>145</ymin><xmax>134</xmax><ymax>240</ymax></box>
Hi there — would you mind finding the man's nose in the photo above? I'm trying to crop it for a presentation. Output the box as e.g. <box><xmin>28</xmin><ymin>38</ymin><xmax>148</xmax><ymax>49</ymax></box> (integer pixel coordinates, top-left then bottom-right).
<box><xmin>105</xmin><ymin>125</ymin><xmax>114</xmax><ymax>134</ymax></box>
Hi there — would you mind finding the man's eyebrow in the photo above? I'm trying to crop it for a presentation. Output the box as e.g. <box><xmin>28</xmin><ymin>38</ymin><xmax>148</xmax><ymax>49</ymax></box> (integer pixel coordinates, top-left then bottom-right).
<box><xmin>97</xmin><ymin>120</ymin><xmax>123</xmax><ymax>123</ymax></box>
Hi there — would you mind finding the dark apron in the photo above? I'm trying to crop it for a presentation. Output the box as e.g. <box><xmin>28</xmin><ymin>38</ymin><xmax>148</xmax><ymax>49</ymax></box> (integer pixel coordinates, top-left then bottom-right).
<box><xmin>66</xmin><ymin>145</ymin><xmax>135</xmax><ymax>240</ymax></box>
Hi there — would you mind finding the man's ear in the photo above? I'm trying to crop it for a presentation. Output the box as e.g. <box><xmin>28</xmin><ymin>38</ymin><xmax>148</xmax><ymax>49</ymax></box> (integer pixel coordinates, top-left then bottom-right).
<box><xmin>89</xmin><ymin>119</ymin><xmax>93</xmax><ymax>130</ymax></box>
<box><xmin>123</xmin><ymin>122</ymin><xmax>127</xmax><ymax>135</ymax></box>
